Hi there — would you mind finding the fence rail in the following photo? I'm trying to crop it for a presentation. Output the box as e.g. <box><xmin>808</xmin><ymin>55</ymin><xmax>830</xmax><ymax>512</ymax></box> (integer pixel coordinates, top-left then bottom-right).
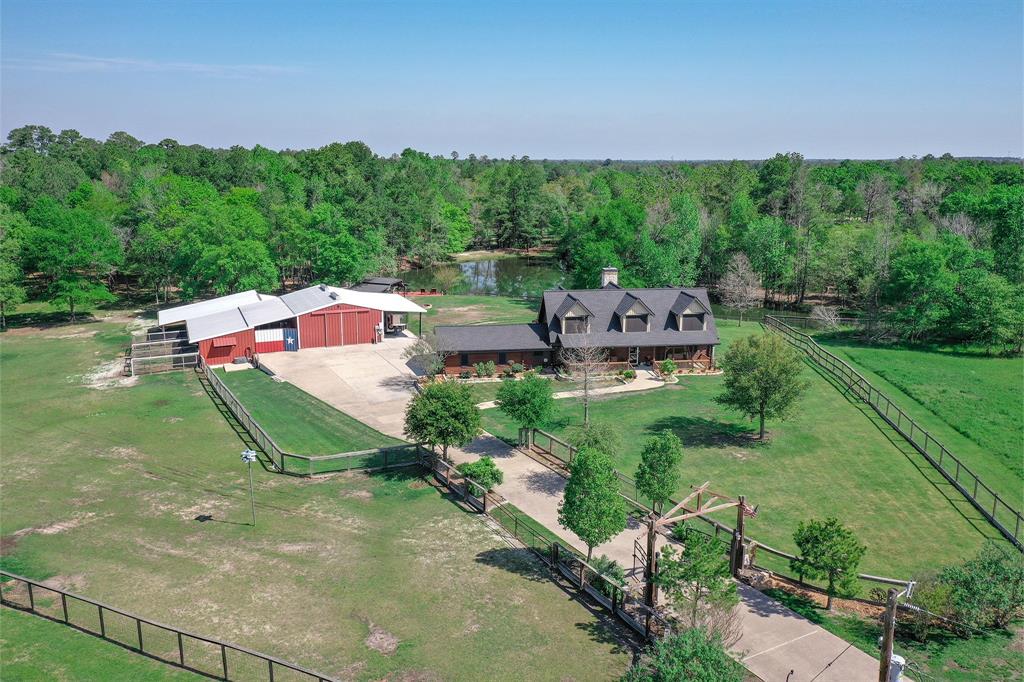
<box><xmin>525</xmin><ymin>427</ymin><xmax>913</xmax><ymax>594</ymax></box>
<box><xmin>764</xmin><ymin>315</ymin><xmax>1023</xmax><ymax>550</ymax></box>
<box><xmin>198</xmin><ymin>357</ymin><xmax>421</xmax><ymax>476</ymax></box>
<box><xmin>131</xmin><ymin>352</ymin><xmax>200</xmax><ymax>375</ymax></box>
<box><xmin>0</xmin><ymin>571</ymin><xmax>336</xmax><ymax>682</ymax></box>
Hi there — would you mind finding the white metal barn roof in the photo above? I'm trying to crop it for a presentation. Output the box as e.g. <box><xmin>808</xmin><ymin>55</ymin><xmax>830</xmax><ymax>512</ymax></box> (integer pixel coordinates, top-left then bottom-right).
<box><xmin>157</xmin><ymin>290</ymin><xmax>264</xmax><ymax>326</ymax></box>
<box><xmin>328</xmin><ymin>287</ymin><xmax>427</xmax><ymax>314</ymax></box>
<box><xmin>165</xmin><ymin>284</ymin><xmax>427</xmax><ymax>343</ymax></box>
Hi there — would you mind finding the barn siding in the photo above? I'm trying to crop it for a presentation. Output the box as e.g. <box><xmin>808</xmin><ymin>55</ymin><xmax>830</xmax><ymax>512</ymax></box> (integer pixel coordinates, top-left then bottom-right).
<box><xmin>199</xmin><ymin>328</ymin><xmax>257</xmax><ymax>365</ymax></box>
<box><xmin>297</xmin><ymin>303</ymin><xmax>381</xmax><ymax>348</ymax></box>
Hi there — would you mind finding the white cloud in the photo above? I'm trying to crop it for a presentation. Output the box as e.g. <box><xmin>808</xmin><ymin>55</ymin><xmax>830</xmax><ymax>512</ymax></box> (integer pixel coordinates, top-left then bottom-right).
<box><xmin>5</xmin><ymin>53</ymin><xmax>299</xmax><ymax>79</ymax></box>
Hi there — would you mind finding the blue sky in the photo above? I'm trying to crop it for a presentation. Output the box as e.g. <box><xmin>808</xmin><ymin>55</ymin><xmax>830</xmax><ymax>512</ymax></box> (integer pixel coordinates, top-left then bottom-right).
<box><xmin>2</xmin><ymin>0</ymin><xmax>1022</xmax><ymax>159</ymax></box>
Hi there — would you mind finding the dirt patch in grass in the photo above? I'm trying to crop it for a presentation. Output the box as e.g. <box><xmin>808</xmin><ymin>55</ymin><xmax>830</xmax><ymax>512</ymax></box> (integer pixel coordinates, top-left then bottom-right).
<box><xmin>407</xmin><ymin>480</ymin><xmax>427</xmax><ymax>490</ymax></box>
<box><xmin>13</xmin><ymin>513</ymin><xmax>98</xmax><ymax>539</ymax></box>
<box><xmin>364</xmin><ymin>622</ymin><xmax>400</xmax><ymax>655</ymax></box>
<box><xmin>342</xmin><ymin>489</ymin><xmax>374</xmax><ymax>502</ymax></box>
<box><xmin>80</xmin><ymin>360</ymin><xmax>138</xmax><ymax>390</ymax></box>
<box><xmin>1010</xmin><ymin>626</ymin><xmax>1024</xmax><ymax>653</ymax></box>
<box><xmin>163</xmin><ymin>416</ymin><xmax>183</xmax><ymax>423</ymax></box>
<box><xmin>42</xmin><ymin>574</ymin><xmax>88</xmax><ymax>591</ymax></box>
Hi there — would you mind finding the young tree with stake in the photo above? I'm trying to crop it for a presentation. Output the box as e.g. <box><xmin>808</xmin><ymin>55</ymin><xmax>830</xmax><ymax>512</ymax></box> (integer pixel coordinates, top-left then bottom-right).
<box><xmin>716</xmin><ymin>333</ymin><xmax>808</xmax><ymax>440</ymax></box>
<box><xmin>404</xmin><ymin>381</ymin><xmax>481</xmax><ymax>460</ymax></box>
<box><xmin>634</xmin><ymin>431</ymin><xmax>683</xmax><ymax>513</ymax></box>
<box><xmin>559</xmin><ymin>446</ymin><xmax>628</xmax><ymax>561</ymax></box>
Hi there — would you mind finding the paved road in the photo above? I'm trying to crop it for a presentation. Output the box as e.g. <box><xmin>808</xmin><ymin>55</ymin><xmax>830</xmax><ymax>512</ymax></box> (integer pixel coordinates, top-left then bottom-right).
<box><xmin>261</xmin><ymin>343</ymin><xmax>879</xmax><ymax>681</ymax></box>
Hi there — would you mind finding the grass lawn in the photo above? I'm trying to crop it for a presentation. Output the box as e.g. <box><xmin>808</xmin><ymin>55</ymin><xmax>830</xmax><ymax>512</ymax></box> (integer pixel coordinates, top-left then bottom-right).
<box><xmin>416</xmin><ymin>294</ymin><xmax>539</xmax><ymax>333</ymax></box>
<box><xmin>815</xmin><ymin>335</ymin><xmax>1023</xmax><ymax>505</ymax></box>
<box><xmin>761</xmin><ymin>589</ymin><xmax>1024</xmax><ymax>682</ymax></box>
<box><xmin>0</xmin><ymin>316</ymin><xmax>632</xmax><ymax>680</ymax></box>
<box><xmin>482</xmin><ymin>324</ymin><xmax>1007</xmax><ymax>582</ymax></box>
<box><xmin>218</xmin><ymin>368</ymin><xmax>401</xmax><ymax>454</ymax></box>
<box><xmin>0</xmin><ymin>607</ymin><xmax>202</xmax><ymax>681</ymax></box>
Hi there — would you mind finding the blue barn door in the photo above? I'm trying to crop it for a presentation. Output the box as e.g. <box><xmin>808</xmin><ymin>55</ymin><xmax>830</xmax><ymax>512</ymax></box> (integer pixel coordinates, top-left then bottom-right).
<box><xmin>283</xmin><ymin>328</ymin><xmax>299</xmax><ymax>351</ymax></box>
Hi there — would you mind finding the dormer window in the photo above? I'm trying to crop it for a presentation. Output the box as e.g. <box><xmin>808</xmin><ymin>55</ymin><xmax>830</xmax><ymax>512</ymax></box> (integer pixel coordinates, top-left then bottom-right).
<box><xmin>614</xmin><ymin>293</ymin><xmax>653</xmax><ymax>333</ymax></box>
<box><xmin>679</xmin><ymin>313</ymin><xmax>706</xmax><ymax>331</ymax></box>
<box><xmin>554</xmin><ymin>295</ymin><xmax>594</xmax><ymax>335</ymax></box>
<box><xmin>562</xmin><ymin>315</ymin><xmax>589</xmax><ymax>334</ymax></box>
<box><xmin>624</xmin><ymin>313</ymin><xmax>648</xmax><ymax>332</ymax></box>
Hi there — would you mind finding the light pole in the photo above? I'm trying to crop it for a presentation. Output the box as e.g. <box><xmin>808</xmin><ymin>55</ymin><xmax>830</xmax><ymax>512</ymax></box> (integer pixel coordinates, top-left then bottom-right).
<box><xmin>241</xmin><ymin>449</ymin><xmax>258</xmax><ymax>526</ymax></box>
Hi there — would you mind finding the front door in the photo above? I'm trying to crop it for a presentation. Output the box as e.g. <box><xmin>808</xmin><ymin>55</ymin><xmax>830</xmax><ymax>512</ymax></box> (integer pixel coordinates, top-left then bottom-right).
<box><xmin>628</xmin><ymin>346</ymin><xmax>639</xmax><ymax>365</ymax></box>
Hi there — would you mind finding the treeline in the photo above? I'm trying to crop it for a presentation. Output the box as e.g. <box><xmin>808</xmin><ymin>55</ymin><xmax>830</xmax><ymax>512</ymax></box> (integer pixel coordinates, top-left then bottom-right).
<box><xmin>0</xmin><ymin>125</ymin><xmax>1021</xmax><ymax>349</ymax></box>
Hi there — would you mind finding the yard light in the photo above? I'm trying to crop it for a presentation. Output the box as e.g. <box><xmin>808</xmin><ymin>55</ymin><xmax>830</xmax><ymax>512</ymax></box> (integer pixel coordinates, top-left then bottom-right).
<box><xmin>241</xmin><ymin>449</ymin><xmax>258</xmax><ymax>526</ymax></box>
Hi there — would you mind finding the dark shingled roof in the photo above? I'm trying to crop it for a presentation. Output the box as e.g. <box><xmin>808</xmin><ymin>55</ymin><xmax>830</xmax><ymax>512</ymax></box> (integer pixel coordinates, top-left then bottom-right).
<box><xmin>435</xmin><ymin>323</ymin><xmax>551</xmax><ymax>352</ymax></box>
<box><xmin>542</xmin><ymin>287</ymin><xmax>719</xmax><ymax>348</ymax></box>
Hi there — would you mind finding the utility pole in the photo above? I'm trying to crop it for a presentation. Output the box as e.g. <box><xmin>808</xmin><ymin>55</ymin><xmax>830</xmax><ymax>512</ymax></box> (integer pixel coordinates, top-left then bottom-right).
<box><xmin>878</xmin><ymin>587</ymin><xmax>897</xmax><ymax>682</ymax></box>
<box><xmin>241</xmin><ymin>449</ymin><xmax>258</xmax><ymax>526</ymax></box>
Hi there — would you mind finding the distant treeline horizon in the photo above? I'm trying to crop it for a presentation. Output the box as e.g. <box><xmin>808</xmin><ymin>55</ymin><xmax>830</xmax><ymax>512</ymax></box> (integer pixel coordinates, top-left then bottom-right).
<box><xmin>1</xmin><ymin>124</ymin><xmax>1021</xmax><ymax>350</ymax></box>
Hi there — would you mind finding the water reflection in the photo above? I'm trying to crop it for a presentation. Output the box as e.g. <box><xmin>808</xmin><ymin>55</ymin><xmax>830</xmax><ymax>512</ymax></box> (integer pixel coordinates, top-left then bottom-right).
<box><xmin>403</xmin><ymin>257</ymin><xmax>566</xmax><ymax>298</ymax></box>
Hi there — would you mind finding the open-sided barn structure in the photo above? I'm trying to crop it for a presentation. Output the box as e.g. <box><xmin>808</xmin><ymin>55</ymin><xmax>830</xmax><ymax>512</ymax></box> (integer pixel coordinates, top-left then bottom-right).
<box><xmin>155</xmin><ymin>284</ymin><xmax>426</xmax><ymax>366</ymax></box>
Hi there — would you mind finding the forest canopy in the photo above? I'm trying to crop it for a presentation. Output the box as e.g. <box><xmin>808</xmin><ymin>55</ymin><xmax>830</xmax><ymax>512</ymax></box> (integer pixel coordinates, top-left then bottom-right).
<box><xmin>1</xmin><ymin>125</ymin><xmax>1021</xmax><ymax>349</ymax></box>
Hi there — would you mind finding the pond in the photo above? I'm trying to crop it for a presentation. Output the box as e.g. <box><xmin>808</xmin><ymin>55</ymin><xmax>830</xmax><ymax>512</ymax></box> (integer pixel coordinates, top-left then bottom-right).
<box><xmin>402</xmin><ymin>256</ymin><xmax>566</xmax><ymax>298</ymax></box>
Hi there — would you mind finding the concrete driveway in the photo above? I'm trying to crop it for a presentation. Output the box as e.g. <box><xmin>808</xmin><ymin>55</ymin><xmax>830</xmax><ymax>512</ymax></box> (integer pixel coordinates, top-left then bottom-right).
<box><xmin>258</xmin><ymin>335</ymin><xmax>419</xmax><ymax>439</ymax></box>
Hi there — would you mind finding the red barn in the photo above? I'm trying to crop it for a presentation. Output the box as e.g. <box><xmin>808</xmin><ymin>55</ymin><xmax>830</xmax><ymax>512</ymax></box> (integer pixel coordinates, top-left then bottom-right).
<box><xmin>157</xmin><ymin>284</ymin><xmax>426</xmax><ymax>366</ymax></box>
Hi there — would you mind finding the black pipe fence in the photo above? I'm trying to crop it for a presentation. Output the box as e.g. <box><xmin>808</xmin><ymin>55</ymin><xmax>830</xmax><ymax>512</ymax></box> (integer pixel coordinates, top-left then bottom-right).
<box><xmin>0</xmin><ymin>571</ymin><xmax>336</xmax><ymax>682</ymax></box>
<box><xmin>198</xmin><ymin>357</ymin><xmax>421</xmax><ymax>476</ymax></box>
<box><xmin>764</xmin><ymin>315</ymin><xmax>1022</xmax><ymax>550</ymax></box>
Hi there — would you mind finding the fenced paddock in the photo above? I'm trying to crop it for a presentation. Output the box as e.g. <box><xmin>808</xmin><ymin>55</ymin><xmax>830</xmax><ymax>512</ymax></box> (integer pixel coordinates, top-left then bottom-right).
<box><xmin>125</xmin><ymin>333</ymin><xmax>199</xmax><ymax>376</ymax></box>
<box><xmin>0</xmin><ymin>571</ymin><xmax>336</xmax><ymax>682</ymax></box>
<box><xmin>198</xmin><ymin>356</ymin><xmax>420</xmax><ymax>476</ymax></box>
<box><xmin>523</xmin><ymin>427</ymin><xmax>913</xmax><ymax>601</ymax></box>
<box><xmin>765</xmin><ymin>315</ymin><xmax>1023</xmax><ymax>550</ymax></box>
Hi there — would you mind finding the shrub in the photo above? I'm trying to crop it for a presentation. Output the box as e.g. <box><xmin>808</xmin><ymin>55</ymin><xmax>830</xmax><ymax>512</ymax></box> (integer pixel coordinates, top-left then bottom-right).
<box><xmin>902</xmin><ymin>575</ymin><xmax>951</xmax><ymax>643</ymax></box>
<box><xmin>590</xmin><ymin>555</ymin><xmax>626</xmax><ymax>600</ymax></box>
<box><xmin>511</xmin><ymin>362</ymin><xmax>525</xmax><ymax>373</ymax></box>
<box><xmin>458</xmin><ymin>370</ymin><xmax>472</xmax><ymax>379</ymax></box>
<box><xmin>474</xmin><ymin>360</ymin><xmax>496</xmax><ymax>377</ymax></box>
<box><xmin>622</xmin><ymin>628</ymin><xmax>743</xmax><ymax>682</ymax></box>
<box><xmin>502</xmin><ymin>365</ymin><xmax>517</xmax><ymax>378</ymax></box>
<box><xmin>622</xmin><ymin>369</ymin><xmax>636</xmax><ymax>380</ymax></box>
<box><xmin>659</xmin><ymin>359</ymin><xmax>677</xmax><ymax>375</ymax></box>
<box><xmin>457</xmin><ymin>456</ymin><xmax>504</xmax><ymax>493</ymax></box>
<box><xmin>939</xmin><ymin>540</ymin><xmax>1024</xmax><ymax>635</ymax></box>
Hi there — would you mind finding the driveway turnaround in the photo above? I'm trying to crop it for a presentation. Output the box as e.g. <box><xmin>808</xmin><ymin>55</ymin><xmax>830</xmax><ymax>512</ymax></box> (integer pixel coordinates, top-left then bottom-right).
<box><xmin>258</xmin><ymin>336</ymin><xmax>419</xmax><ymax>439</ymax></box>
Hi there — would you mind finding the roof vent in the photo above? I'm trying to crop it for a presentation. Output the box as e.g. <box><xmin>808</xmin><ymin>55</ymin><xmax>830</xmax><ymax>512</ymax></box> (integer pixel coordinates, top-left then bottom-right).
<box><xmin>329</xmin><ymin>291</ymin><xmax>338</xmax><ymax>300</ymax></box>
<box><xmin>319</xmin><ymin>284</ymin><xmax>327</xmax><ymax>291</ymax></box>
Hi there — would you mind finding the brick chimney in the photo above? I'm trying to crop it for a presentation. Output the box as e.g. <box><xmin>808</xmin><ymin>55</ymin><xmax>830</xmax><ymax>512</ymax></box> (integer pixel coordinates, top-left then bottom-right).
<box><xmin>600</xmin><ymin>267</ymin><xmax>619</xmax><ymax>287</ymax></box>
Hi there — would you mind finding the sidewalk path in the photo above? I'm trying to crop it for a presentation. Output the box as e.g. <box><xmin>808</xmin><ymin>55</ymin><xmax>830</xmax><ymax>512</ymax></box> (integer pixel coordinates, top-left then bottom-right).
<box><xmin>475</xmin><ymin>370</ymin><xmax>665</xmax><ymax>409</ymax></box>
<box><xmin>449</xmin><ymin>436</ymin><xmax>880</xmax><ymax>682</ymax></box>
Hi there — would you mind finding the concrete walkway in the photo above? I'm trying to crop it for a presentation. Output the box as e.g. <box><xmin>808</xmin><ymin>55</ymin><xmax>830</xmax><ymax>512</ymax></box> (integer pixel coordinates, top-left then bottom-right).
<box><xmin>475</xmin><ymin>369</ymin><xmax>666</xmax><ymax>409</ymax></box>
